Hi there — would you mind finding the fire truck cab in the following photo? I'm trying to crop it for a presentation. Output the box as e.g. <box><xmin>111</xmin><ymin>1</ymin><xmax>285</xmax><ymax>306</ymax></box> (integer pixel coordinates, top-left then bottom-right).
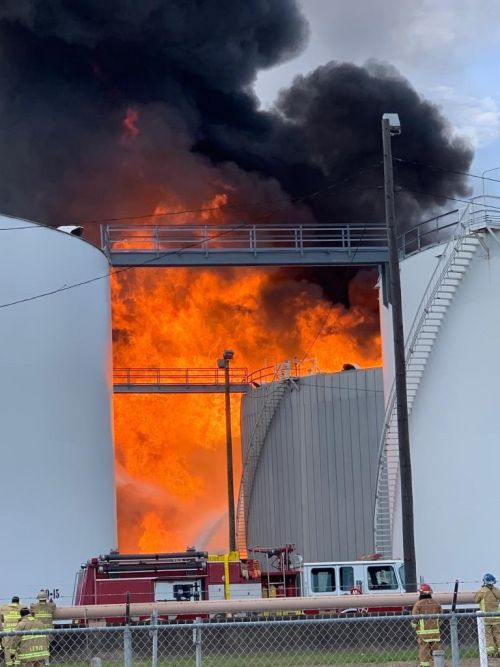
<box><xmin>300</xmin><ymin>559</ymin><xmax>405</xmax><ymax>597</ymax></box>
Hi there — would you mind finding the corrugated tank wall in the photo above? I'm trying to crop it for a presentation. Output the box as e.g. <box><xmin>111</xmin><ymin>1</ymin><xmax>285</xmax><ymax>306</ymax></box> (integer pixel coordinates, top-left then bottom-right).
<box><xmin>241</xmin><ymin>368</ymin><xmax>384</xmax><ymax>561</ymax></box>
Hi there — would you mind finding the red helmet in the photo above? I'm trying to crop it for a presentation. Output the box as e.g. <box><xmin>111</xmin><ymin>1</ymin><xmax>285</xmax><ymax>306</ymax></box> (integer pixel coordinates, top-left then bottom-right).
<box><xmin>419</xmin><ymin>583</ymin><xmax>433</xmax><ymax>594</ymax></box>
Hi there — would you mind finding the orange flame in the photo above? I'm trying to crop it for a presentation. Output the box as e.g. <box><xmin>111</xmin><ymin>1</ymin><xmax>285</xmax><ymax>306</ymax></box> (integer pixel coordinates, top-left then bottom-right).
<box><xmin>111</xmin><ymin>195</ymin><xmax>381</xmax><ymax>554</ymax></box>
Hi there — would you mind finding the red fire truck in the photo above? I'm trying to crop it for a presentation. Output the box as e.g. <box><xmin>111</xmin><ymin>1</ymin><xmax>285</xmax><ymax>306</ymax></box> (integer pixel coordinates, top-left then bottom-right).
<box><xmin>74</xmin><ymin>547</ymin><xmax>298</xmax><ymax>610</ymax></box>
<box><xmin>73</xmin><ymin>547</ymin><xmax>406</xmax><ymax>621</ymax></box>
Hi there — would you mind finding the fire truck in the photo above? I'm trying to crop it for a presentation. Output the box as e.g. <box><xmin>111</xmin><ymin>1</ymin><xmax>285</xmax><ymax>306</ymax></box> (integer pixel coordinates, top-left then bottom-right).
<box><xmin>73</xmin><ymin>547</ymin><xmax>406</xmax><ymax>620</ymax></box>
<box><xmin>74</xmin><ymin>547</ymin><xmax>297</xmax><ymax>608</ymax></box>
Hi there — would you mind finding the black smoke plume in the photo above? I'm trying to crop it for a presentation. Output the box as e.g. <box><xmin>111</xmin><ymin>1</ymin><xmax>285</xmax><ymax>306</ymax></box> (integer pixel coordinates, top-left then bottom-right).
<box><xmin>0</xmin><ymin>0</ymin><xmax>473</xmax><ymax>303</ymax></box>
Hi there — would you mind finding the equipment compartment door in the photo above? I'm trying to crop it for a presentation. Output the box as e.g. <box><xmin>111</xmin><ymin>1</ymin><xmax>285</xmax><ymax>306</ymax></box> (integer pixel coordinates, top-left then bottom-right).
<box><xmin>154</xmin><ymin>580</ymin><xmax>202</xmax><ymax>601</ymax></box>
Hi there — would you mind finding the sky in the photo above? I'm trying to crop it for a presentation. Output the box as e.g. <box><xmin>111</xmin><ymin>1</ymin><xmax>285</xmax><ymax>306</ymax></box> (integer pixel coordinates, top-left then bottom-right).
<box><xmin>254</xmin><ymin>0</ymin><xmax>500</xmax><ymax>197</ymax></box>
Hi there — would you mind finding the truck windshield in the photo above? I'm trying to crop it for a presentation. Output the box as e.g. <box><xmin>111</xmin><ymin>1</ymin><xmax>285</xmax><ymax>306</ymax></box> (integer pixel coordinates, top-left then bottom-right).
<box><xmin>367</xmin><ymin>565</ymin><xmax>398</xmax><ymax>590</ymax></box>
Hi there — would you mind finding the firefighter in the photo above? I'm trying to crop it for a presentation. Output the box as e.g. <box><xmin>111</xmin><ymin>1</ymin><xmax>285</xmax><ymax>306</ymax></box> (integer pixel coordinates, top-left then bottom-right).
<box><xmin>10</xmin><ymin>609</ymin><xmax>48</xmax><ymax>667</ymax></box>
<box><xmin>475</xmin><ymin>573</ymin><xmax>500</xmax><ymax>656</ymax></box>
<box><xmin>1</xmin><ymin>597</ymin><xmax>21</xmax><ymax>666</ymax></box>
<box><xmin>411</xmin><ymin>583</ymin><xmax>442</xmax><ymax>667</ymax></box>
<box><xmin>29</xmin><ymin>593</ymin><xmax>55</xmax><ymax>631</ymax></box>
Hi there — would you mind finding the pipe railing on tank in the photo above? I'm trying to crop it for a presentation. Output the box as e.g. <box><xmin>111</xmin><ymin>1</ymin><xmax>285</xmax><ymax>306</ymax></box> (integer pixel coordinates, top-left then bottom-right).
<box><xmin>53</xmin><ymin>591</ymin><xmax>476</xmax><ymax>620</ymax></box>
<box><xmin>398</xmin><ymin>195</ymin><xmax>500</xmax><ymax>259</ymax></box>
<box><xmin>247</xmin><ymin>358</ymin><xmax>319</xmax><ymax>385</ymax></box>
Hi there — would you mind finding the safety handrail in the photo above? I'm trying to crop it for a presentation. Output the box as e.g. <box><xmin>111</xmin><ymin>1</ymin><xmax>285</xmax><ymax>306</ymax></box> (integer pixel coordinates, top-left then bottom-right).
<box><xmin>236</xmin><ymin>365</ymin><xmax>294</xmax><ymax>552</ymax></box>
<box><xmin>373</xmin><ymin>204</ymin><xmax>486</xmax><ymax>551</ymax></box>
<box><xmin>398</xmin><ymin>195</ymin><xmax>500</xmax><ymax>260</ymax></box>
<box><xmin>113</xmin><ymin>360</ymin><xmax>320</xmax><ymax>386</ymax></box>
<box><xmin>102</xmin><ymin>197</ymin><xmax>500</xmax><ymax>264</ymax></box>
<box><xmin>113</xmin><ymin>367</ymin><xmax>249</xmax><ymax>385</ymax></box>
<box><xmin>247</xmin><ymin>358</ymin><xmax>319</xmax><ymax>385</ymax></box>
<box><xmin>101</xmin><ymin>222</ymin><xmax>388</xmax><ymax>258</ymax></box>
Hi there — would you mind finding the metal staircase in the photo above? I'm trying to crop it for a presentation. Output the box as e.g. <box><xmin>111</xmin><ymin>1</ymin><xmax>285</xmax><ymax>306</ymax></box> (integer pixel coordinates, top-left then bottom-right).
<box><xmin>374</xmin><ymin>222</ymin><xmax>484</xmax><ymax>555</ymax></box>
<box><xmin>235</xmin><ymin>375</ymin><xmax>290</xmax><ymax>555</ymax></box>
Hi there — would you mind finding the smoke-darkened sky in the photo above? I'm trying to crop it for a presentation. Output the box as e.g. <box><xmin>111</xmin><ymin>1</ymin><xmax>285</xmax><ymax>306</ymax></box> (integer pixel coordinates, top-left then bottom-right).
<box><xmin>0</xmin><ymin>0</ymin><xmax>472</xmax><ymax>224</ymax></box>
<box><xmin>0</xmin><ymin>0</ymin><xmax>475</xmax><ymax>306</ymax></box>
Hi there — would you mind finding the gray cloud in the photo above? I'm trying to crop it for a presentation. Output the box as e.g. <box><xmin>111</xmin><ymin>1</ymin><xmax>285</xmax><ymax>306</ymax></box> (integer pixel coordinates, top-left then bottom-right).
<box><xmin>255</xmin><ymin>0</ymin><xmax>500</xmax><ymax>153</ymax></box>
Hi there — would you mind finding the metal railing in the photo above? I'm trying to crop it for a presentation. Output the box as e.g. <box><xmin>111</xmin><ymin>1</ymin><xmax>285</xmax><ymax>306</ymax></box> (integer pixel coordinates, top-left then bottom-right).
<box><xmin>113</xmin><ymin>359</ymin><xmax>320</xmax><ymax>389</ymax></box>
<box><xmin>236</xmin><ymin>359</ymin><xmax>320</xmax><ymax>553</ymax></box>
<box><xmin>399</xmin><ymin>195</ymin><xmax>500</xmax><ymax>259</ymax></box>
<box><xmin>101</xmin><ymin>198</ymin><xmax>500</xmax><ymax>266</ymax></box>
<box><xmin>247</xmin><ymin>358</ymin><xmax>319</xmax><ymax>385</ymax></box>
<box><xmin>237</xmin><ymin>364</ymin><xmax>294</xmax><ymax>553</ymax></box>
<box><xmin>5</xmin><ymin>611</ymin><xmax>499</xmax><ymax>667</ymax></box>
<box><xmin>101</xmin><ymin>222</ymin><xmax>388</xmax><ymax>256</ymax></box>
<box><xmin>113</xmin><ymin>367</ymin><xmax>249</xmax><ymax>386</ymax></box>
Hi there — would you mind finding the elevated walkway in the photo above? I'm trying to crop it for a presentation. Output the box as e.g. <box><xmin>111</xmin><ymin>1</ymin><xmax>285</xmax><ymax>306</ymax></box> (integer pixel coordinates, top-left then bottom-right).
<box><xmin>113</xmin><ymin>367</ymin><xmax>250</xmax><ymax>394</ymax></box>
<box><xmin>101</xmin><ymin>223</ymin><xmax>388</xmax><ymax>267</ymax></box>
<box><xmin>113</xmin><ymin>360</ymin><xmax>319</xmax><ymax>395</ymax></box>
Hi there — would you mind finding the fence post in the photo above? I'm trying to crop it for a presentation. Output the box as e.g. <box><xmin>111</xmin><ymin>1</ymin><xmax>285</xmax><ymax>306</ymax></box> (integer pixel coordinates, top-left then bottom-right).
<box><xmin>124</xmin><ymin>625</ymin><xmax>133</xmax><ymax>667</ymax></box>
<box><xmin>150</xmin><ymin>610</ymin><xmax>158</xmax><ymax>667</ymax></box>
<box><xmin>450</xmin><ymin>612</ymin><xmax>460</xmax><ymax>667</ymax></box>
<box><xmin>477</xmin><ymin>613</ymin><xmax>489</xmax><ymax>667</ymax></box>
<box><xmin>193</xmin><ymin>618</ymin><xmax>203</xmax><ymax>667</ymax></box>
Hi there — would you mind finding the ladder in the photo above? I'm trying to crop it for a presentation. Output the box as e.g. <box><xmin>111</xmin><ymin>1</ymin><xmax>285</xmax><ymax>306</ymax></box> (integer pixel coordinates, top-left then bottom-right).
<box><xmin>374</xmin><ymin>222</ymin><xmax>483</xmax><ymax>555</ymax></box>
<box><xmin>235</xmin><ymin>377</ymin><xmax>290</xmax><ymax>555</ymax></box>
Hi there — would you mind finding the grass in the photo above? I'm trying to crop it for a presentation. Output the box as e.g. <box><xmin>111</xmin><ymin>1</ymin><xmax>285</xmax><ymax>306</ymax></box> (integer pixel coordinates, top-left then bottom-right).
<box><xmin>49</xmin><ymin>647</ymin><xmax>482</xmax><ymax>667</ymax></box>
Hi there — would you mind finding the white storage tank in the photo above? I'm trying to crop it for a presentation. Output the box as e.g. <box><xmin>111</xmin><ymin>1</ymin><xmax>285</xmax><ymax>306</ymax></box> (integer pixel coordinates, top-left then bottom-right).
<box><xmin>377</xmin><ymin>199</ymin><xmax>500</xmax><ymax>589</ymax></box>
<box><xmin>0</xmin><ymin>214</ymin><xmax>116</xmax><ymax>604</ymax></box>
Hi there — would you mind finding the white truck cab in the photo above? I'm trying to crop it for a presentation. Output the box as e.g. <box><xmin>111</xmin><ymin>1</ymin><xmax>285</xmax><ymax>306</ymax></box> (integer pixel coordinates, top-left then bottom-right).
<box><xmin>300</xmin><ymin>559</ymin><xmax>405</xmax><ymax>597</ymax></box>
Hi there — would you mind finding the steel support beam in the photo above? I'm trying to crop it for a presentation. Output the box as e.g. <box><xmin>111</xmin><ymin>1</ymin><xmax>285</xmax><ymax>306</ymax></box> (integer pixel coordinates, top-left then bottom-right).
<box><xmin>108</xmin><ymin>249</ymin><xmax>388</xmax><ymax>267</ymax></box>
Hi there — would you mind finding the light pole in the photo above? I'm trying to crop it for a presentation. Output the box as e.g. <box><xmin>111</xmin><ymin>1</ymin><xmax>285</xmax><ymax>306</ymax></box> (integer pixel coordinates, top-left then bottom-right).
<box><xmin>217</xmin><ymin>349</ymin><xmax>236</xmax><ymax>552</ymax></box>
<box><xmin>381</xmin><ymin>113</ymin><xmax>417</xmax><ymax>592</ymax></box>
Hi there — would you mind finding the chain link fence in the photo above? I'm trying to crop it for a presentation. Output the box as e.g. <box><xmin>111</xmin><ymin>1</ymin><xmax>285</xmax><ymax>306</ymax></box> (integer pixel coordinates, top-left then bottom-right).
<box><xmin>2</xmin><ymin>612</ymin><xmax>499</xmax><ymax>667</ymax></box>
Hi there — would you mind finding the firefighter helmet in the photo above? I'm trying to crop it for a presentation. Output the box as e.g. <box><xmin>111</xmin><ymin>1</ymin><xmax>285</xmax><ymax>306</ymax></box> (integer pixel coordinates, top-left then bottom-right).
<box><xmin>36</xmin><ymin>590</ymin><xmax>47</xmax><ymax>601</ymax></box>
<box><xmin>483</xmin><ymin>574</ymin><xmax>497</xmax><ymax>586</ymax></box>
<box><xmin>419</xmin><ymin>583</ymin><xmax>433</xmax><ymax>594</ymax></box>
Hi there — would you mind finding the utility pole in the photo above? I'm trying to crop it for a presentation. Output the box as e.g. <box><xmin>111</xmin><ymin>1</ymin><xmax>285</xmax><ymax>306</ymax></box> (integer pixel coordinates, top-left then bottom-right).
<box><xmin>217</xmin><ymin>349</ymin><xmax>236</xmax><ymax>552</ymax></box>
<box><xmin>381</xmin><ymin>113</ymin><xmax>417</xmax><ymax>592</ymax></box>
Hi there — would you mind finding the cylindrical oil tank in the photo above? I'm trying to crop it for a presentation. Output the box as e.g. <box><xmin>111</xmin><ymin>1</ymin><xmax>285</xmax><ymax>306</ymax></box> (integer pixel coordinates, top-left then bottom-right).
<box><xmin>0</xmin><ymin>214</ymin><xmax>116</xmax><ymax>603</ymax></box>
<box><xmin>379</xmin><ymin>219</ymin><xmax>500</xmax><ymax>589</ymax></box>
<box><xmin>241</xmin><ymin>369</ymin><xmax>384</xmax><ymax>561</ymax></box>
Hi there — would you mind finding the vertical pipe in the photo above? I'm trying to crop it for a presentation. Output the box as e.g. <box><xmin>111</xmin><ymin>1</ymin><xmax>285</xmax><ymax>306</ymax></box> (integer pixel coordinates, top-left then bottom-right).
<box><xmin>381</xmin><ymin>116</ymin><xmax>417</xmax><ymax>591</ymax></box>
<box><xmin>194</xmin><ymin>619</ymin><xmax>203</xmax><ymax>667</ymax></box>
<box><xmin>224</xmin><ymin>359</ymin><xmax>236</xmax><ymax>552</ymax></box>
<box><xmin>223</xmin><ymin>553</ymin><xmax>231</xmax><ymax>600</ymax></box>
<box><xmin>450</xmin><ymin>613</ymin><xmax>460</xmax><ymax>667</ymax></box>
<box><xmin>150</xmin><ymin>609</ymin><xmax>158</xmax><ymax>667</ymax></box>
<box><xmin>477</xmin><ymin>614</ymin><xmax>489</xmax><ymax>667</ymax></box>
<box><xmin>124</xmin><ymin>625</ymin><xmax>133</xmax><ymax>667</ymax></box>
